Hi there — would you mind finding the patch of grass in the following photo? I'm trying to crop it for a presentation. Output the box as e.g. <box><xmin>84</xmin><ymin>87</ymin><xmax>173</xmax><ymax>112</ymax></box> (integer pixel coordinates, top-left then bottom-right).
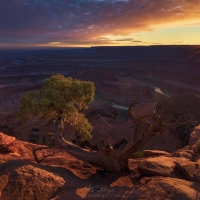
<box><xmin>130</xmin><ymin>151</ymin><xmax>145</xmax><ymax>159</ymax></box>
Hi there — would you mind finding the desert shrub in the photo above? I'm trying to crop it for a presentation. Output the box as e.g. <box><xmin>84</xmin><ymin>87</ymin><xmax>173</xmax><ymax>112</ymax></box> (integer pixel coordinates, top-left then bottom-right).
<box><xmin>130</xmin><ymin>151</ymin><xmax>144</xmax><ymax>159</ymax></box>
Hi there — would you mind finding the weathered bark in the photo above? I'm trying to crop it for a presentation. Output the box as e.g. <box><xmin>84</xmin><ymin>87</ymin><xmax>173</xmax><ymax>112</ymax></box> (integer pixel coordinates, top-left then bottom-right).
<box><xmin>41</xmin><ymin>117</ymin><xmax>132</xmax><ymax>172</ymax></box>
<box><xmin>53</xmin><ymin>119</ymin><xmax>64</xmax><ymax>137</ymax></box>
<box><xmin>33</xmin><ymin>129</ymin><xmax>156</xmax><ymax>172</ymax></box>
<box><xmin>59</xmin><ymin>140</ymin><xmax>128</xmax><ymax>172</ymax></box>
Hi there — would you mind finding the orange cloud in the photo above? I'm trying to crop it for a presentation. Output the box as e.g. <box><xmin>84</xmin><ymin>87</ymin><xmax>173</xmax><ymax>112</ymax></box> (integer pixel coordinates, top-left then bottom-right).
<box><xmin>0</xmin><ymin>0</ymin><xmax>199</xmax><ymax>47</ymax></box>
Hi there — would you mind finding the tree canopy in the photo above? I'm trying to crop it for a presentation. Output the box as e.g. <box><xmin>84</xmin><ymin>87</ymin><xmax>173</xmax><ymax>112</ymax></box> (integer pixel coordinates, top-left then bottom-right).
<box><xmin>17</xmin><ymin>74</ymin><xmax>95</xmax><ymax>141</ymax></box>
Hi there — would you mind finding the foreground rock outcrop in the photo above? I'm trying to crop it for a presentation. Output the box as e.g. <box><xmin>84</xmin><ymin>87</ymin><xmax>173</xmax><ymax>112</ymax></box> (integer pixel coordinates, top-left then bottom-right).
<box><xmin>135</xmin><ymin>176</ymin><xmax>200</xmax><ymax>200</ymax></box>
<box><xmin>0</xmin><ymin>132</ymin><xmax>37</xmax><ymax>156</ymax></box>
<box><xmin>0</xmin><ymin>132</ymin><xmax>200</xmax><ymax>199</ymax></box>
<box><xmin>137</xmin><ymin>155</ymin><xmax>200</xmax><ymax>182</ymax></box>
<box><xmin>0</xmin><ymin>164</ymin><xmax>65</xmax><ymax>200</ymax></box>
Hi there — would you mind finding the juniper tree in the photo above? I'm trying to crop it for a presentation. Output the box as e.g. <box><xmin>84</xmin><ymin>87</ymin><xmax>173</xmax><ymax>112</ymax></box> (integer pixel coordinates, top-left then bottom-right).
<box><xmin>18</xmin><ymin>75</ymin><xmax>193</xmax><ymax>173</ymax></box>
<box><xmin>17</xmin><ymin>74</ymin><xmax>95</xmax><ymax>142</ymax></box>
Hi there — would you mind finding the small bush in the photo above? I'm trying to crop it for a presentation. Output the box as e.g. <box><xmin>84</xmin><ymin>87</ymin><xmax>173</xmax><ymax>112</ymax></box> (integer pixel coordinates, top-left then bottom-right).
<box><xmin>130</xmin><ymin>151</ymin><xmax>144</xmax><ymax>159</ymax></box>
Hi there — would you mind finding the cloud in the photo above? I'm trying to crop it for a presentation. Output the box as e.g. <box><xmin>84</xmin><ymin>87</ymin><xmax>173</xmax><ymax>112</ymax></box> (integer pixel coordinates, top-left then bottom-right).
<box><xmin>115</xmin><ymin>38</ymin><xmax>133</xmax><ymax>41</ymax></box>
<box><xmin>132</xmin><ymin>40</ymin><xmax>142</xmax><ymax>43</ymax></box>
<box><xmin>0</xmin><ymin>0</ymin><xmax>200</xmax><ymax>46</ymax></box>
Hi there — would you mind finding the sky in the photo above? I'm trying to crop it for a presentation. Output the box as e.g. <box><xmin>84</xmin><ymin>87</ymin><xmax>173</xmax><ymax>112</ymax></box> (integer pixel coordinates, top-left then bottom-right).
<box><xmin>0</xmin><ymin>0</ymin><xmax>200</xmax><ymax>48</ymax></box>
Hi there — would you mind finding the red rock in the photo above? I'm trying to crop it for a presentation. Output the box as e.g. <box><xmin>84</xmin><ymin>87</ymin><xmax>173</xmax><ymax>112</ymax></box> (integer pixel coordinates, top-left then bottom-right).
<box><xmin>0</xmin><ymin>132</ymin><xmax>200</xmax><ymax>199</ymax></box>
<box><xmin>189</xmin><ymin>125</ymin><xmax>200</xmax><ymax>151</ymax></box>
<box><xmin>138</xmin><ymin>156</ymin><xmax>200</xmax><ymax>183</ymax></box>
<box><xmin>0</xmin><ymin>164</ymin><xmax>65</xmax><ymax>200</ymax></box>
<box><xmin>171</xmin><ymin>149</ymin><xmax>195</xmax><ymax>161</ymax></box>
<box><xmin>138</xmin><ymin>156</ymin><xmax>176</xmax><ymax>177</ymax></box>
<box><xmin>137</xmin><ymin>176</ymin><xmax>200</xmax><ymax>200</ymax></box>
<box><xmin>142</xmin><ymin>150</ymin><xmax>170</xmax><ymax>157</ymax></box>
<box><xmin>175</xmin><ymin>160</ymin><xmax>198</xmax><ymax>182</ymax></box>
<box><xmin>0</xmin><ymin>132</ymin><xmax>15</xmax><ymax>148</ymax></box>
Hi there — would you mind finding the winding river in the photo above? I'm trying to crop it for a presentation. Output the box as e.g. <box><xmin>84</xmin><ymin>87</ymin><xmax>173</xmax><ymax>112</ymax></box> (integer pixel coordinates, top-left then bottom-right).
<box><xmin>112</xmin><ymin>86</ymin><xmax>168</xmax><ymax>111</ymax></box>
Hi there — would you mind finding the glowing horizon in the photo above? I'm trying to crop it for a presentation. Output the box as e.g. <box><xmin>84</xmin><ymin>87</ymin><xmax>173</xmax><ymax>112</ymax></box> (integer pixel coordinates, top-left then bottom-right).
<box><xmin>0</xmin><ymin>0</ymin><xmax>200</xmax><ymax>48</ymax></box>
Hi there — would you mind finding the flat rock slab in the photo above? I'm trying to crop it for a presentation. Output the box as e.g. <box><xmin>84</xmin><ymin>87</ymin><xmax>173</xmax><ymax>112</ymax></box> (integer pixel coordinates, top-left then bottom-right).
<box><xmin>143</xmin><ymin>150</ymin><xmax>170</xmax><ymax>157</ymax></box>
<box><xmin>138</xmin><ymin>156</ymin><xmax>176</xmax><ymax>177</ymax></box>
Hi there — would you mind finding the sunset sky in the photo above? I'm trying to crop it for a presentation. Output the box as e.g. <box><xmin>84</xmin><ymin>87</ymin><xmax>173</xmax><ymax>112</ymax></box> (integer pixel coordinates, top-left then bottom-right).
<box><xmin>0</xmin><ymin>0</ymin><xmax>200</xmax><ymax>48</ymax></box>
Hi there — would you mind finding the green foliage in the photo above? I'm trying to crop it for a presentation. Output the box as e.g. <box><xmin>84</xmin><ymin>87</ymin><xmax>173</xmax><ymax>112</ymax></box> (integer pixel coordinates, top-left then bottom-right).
<box><xmin>17</xmin><ymin>74</ymin><xmax>95</xmax><ymax>141</ymax></box>
<box><xmin>130</xmin><ymin>151</ymin><xmax>145</xmax><ymax>159</ymax></box>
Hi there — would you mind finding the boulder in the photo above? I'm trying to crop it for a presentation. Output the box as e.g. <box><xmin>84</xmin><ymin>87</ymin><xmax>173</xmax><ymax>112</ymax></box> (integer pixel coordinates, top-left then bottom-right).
<box><xmin>0</xmin><ymin>163</ymin><xmax>65</xmax><ymax>200</ymax></box>
<box><xmin>171</xmin><ymin>149</ymin><xmax>195</xmax><ymax>161</ymax></box>
<box><xmin>0</xmin><ymin>132</ymin><xmax>42</xmax><ymax>157</ymax></box>
<box><xmin>175</xmin><ymin>160</ymin><xmax>199</xmax><ymax>182</ymax></box>
<box><xmin>137</xmin><ymin>176</ymin><xmax>200</xmax><ymax>200</ymax></box>
<box><xmin>138</xmin><ymin>156</ymin><xmax>176</xmax><ymax>177</ymax></box>
<box><xmin>138</xmin><ymin>155</ymin><xmax>200</xmax><ymax>183</ymax></box>
<box><xmin>0</xmin><ymin>132</ymin><xmax>15</xmax><ymax>147</ymax></box>
<box><xmin>0</xmin><ymin>132</ymin><xmax>16</xmax><ymax>153</ymax></box>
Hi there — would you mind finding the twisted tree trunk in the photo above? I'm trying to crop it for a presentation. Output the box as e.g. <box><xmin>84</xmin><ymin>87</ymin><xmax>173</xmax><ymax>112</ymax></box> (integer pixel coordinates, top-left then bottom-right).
<box><xmin>54</xmin><ymin>118</ymin><xmax>64</xmax><ymax>137</ymax></box>
<box><xmin>33</xmin><ymin>91</ymin><xmax>157</xmax><ymax>172</ymax></box>
<box><xmin>35</xmin><ymin>129</ymin><xmax>155</xmax><ymax>172</ymax></box>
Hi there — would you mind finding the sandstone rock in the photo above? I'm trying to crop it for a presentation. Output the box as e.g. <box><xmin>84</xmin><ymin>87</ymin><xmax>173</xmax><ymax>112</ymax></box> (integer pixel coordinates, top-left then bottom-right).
<box><xmin>138</xmin><ymin>156</ymin><xmax>176</xmax><ymax>177</ymax></box>
<box><xmin>194</xmin><ymin>169</ymin><xmax>200</xmax><ymax>183</ymax></box>
<box><xmin>175</xmin><ymin>160</ymin><xmax>199</xmax><ymax>182</ymax></box>
<box><xmin>0</xmin><ymin>132</ymin><xmax>200</xmax><ymax>199</ymax></box>
<box><xmin>142</xmin><ymin>150</ymin><xmax>170</xmax><ymax>157</ymax></box>
<box><xmin>59</xmin><ymin>176</ymin><xmax>200</xmax><ymax>200</ymax></box>
<box><xmin>0</xmin><ymin>132</ymin><xmax>16</xmax><ymax>153</ymax></box>
<box><xmin>0</xmin><ymin>163</ymin><xmax>65</xmax><ymax>200</ymax></box>
<box><xmin>189</xmin><ymin>125</ymin><xmax>200</xmax><ymax>151</ymax></box>
<box><xmin>171</xmin><ymin>149</ymin><xmax>195</xmax><ymax>161</ymax></box>
<box><xmin>0</xmin><ymin>132</ymin><xmax>44</xmax><ymax>157</ymax></box>
<box><xmin>0</xmin><ymin>132</ymin><xmax>15</xmax><ymax>147</ymax></box>
<box><xmin>137</xmin><ymin>176</ymin><xmax>200</xmax><ymax>200</ymax></box>
<box><xmin>138</xmin><ymin>155</ymin><xmax>200</xmax><ymax>182</ymax></box>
